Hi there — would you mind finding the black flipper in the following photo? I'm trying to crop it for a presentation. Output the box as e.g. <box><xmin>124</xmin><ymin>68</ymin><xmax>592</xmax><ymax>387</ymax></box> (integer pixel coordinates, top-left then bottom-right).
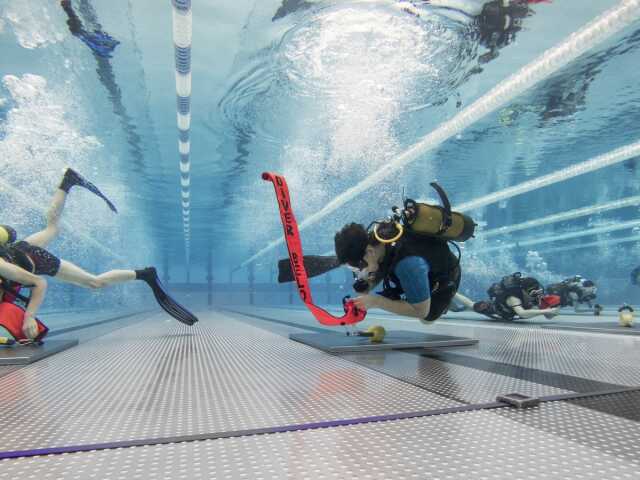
<box><xmin>278</xmin><ymin>255</ymin><xmax>341</xmax><ymax>283</ymax></box>
<box><xmin>60</xmin><ymin>168</ymin><xmax>118</xmax><ymax>213</ymax></box>
<box><xmin>136</xmin><ymin>267</ymin><xmax>198</xmax><ymax>326</ymax></box>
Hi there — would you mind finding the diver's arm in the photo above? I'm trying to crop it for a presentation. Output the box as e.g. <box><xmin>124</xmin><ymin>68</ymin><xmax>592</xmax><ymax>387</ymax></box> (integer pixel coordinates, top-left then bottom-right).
<box><xmin>0</xmin><ymin>259</ymin><xmax>47</xmax><ymax>318</ymax></box>
<box><xmin>366</xmin><ymin>255</ymin><xmax>431</xmax><ymax>319</ymax></box>
<box><xmin>354</xmin><ymin>294</ymin><xmax>430</xmax><ymax>319</ymax></box>
<box><xmin>453</xmin><ymin>292</ymin><xmax>476</xmax><ymax>309</ymax></box>
<box><xmin>507</xmin><ymin>296</ymin><xmax>558</xmax><ymax>319</ymax></box>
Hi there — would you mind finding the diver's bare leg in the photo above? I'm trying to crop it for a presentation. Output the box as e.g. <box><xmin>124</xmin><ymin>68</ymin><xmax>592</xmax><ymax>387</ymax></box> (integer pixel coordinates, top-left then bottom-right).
<box><xmin>23</xmin><ymin>189</ymin><xmax>67</xmax><ymax>248</ymax></box>
<box><xmin>56</xmin><ymin>261</ymin><xmax>198</xmax><ymax>325</ymax></box>
<box><xmin>55</xmin><ymin>259</ymin><xmax>135</xmax><ymax>288</ymax></box>
<box><xmin>453</xmin><ymin>292</ymin><xmax>476</xmax><ymax>310</ymax></box>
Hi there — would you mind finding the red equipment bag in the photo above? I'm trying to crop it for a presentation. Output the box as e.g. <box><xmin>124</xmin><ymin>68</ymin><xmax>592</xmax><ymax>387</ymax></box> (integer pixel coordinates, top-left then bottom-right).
<box><xmin>0</xmin><ymin>302</ymin><xmax>49</xmax><ymax>343</ymax></box>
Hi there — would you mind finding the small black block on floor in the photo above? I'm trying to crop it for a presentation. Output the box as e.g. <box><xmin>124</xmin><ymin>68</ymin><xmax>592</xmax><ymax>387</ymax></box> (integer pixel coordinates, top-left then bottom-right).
<box><xmin>0</xmin><ymin>339</ymin><xmax>79</xmax><ymax>365</ymax></box>
<box><xmin>290</xmin><ymin>331</ymin><xmax>478</xmax><ymax>353</ymax></box>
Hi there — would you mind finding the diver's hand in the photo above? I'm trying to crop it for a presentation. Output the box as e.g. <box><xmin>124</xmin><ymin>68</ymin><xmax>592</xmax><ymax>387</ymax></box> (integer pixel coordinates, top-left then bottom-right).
<box><xmin>353</xmin><ymin>294</ymin><xmax>379</xmax><ymax>311</ymax></box>
<box><xmin>544</xmin><ymin>307</ymin><xmax>560</xmax><ymax>319</ymax></box>
<box><xmin>22</xmin><ymin>314</ymin><xmax>38</xmax><ymax>340</ymax></box>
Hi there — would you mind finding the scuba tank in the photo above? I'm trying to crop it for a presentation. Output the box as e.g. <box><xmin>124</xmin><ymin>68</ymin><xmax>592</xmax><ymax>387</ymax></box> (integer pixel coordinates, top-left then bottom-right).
<box><xmin>371</xmin><ymin>182</ymin><xmax>476</xmax><ymax>244</ymax></box>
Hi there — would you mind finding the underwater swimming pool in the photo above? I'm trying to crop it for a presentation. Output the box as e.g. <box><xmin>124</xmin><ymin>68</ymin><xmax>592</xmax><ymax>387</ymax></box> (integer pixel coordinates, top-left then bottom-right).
<box><xmin>2</xmin><ymin>0</ymin><xmax>640</xmax><ymax>314</ymax></box>
<box><xmin>2</xmin><ymin>2</ymin><xmax>640</xmax><ymax>479</ymax></box>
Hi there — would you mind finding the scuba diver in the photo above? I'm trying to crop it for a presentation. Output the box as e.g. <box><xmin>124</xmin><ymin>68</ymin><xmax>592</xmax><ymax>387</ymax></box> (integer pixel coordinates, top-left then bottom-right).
<box><xmin>545</xmin><ymin>275</ymin><xmax>598</xmax><ymax>312</ymax></box>
<box><xmin>278</xmin><ymin>184</ymin><xmax>474</xmax><ymax>322</ymax></box>
<box><xmin>334</xmin><ymin>222</ymin><xmax>461</xmax><ymax>322</ymax></box>
<box><xmin>0</xmin><ymin>168</ymin><xmax>197</xmax><ymax>341</ymax></box>
<box><xmin>465</xmin><ymin>272</ymin><xmax>559</xmax><ymax>320</ymax></box>
<box><xmin>401</xmin><ymin>1</ymin><xmax>546</xmax><ymax>63</ymax></box>
<box><xmin>279</xmin><ymin>183</ymin><xmax>476</xmax><ymax>323</ymax></box>
<box><xmin>474</xmin><ymin>0</ymin><xmax>544</xmax><ymax>64</ymax></box>
<box><xmin>273</xmin><ymin>0</ymin><xmax>547</xmax><ymax>64</ymax></box>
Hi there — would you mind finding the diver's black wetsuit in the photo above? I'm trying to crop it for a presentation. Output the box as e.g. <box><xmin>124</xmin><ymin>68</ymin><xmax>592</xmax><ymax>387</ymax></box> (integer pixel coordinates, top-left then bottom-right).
<box><xmin>9</xmin><ymin>242</ymin><xmax>61</xmax><ymax>277</ymax></box>
<box><xmin>0</xmin><ymin>242</ymin><xmax>60</xmax><ymax>277</ymax></box>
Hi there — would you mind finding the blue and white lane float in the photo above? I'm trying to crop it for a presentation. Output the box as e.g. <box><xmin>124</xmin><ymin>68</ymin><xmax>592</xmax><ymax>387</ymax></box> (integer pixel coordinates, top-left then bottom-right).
<box><xmin>172</xmin><ymin>0</ymin><xmax>192</xmax><ymax>260</ymax></box>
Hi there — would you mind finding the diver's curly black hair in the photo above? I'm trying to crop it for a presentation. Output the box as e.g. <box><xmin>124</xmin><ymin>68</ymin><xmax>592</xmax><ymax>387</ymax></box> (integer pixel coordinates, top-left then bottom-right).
<box><xmin>520</xmin><ymin>277</ymin><xmax>542</xmax><ymax>293</ymax></box>
<box><xmin>334</xmin><ymin>223</ymin><xmax>374</xmax><ymax>265</ymax></box>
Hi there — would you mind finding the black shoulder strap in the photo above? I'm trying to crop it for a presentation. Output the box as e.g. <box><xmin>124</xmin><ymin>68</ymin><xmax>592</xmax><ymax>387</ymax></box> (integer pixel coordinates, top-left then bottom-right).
<box><xmin>0</xmin><ymin>281</ymin><xmax>31</xmax><ymax>304</ymax></box>
<box><xmin>0</xmin><ymin>244</ymin><xmax>11</xmax><ymax>261</ymax></box>
<box><xmin>429</xmin><ymin>182</ymin><xmax>452</xmax><ymax>232</ymax></box>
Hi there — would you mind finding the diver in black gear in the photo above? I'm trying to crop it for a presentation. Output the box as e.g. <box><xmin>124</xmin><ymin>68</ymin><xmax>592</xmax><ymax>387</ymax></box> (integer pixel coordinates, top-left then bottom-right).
<box><xmin>0</xmin><ymin>169</ymin><xmax>197</xmax><ymax>339</ymax></box>
<box><xmin>476</xmin><ymin>0</ymin><xmax>533</xmax><ymax>63</ymax></box>
<box><xmin>277</xmin><ymin>183</ymin><xmax>473</xmax><ymax>323</ymax></box>
<box><xmin>459</xmin><ymin>272</ymin><xmax>559</xmax><ymax>320</ymax></box>
<box><xmin>546</xmin><ymin>276</ymin><xmax>598</xmax><ymax>312</ymax></box>
<box><xmin>333</xmin><ymin>222</ymin><xmax>463</xmax><ymax>323</ymax></box>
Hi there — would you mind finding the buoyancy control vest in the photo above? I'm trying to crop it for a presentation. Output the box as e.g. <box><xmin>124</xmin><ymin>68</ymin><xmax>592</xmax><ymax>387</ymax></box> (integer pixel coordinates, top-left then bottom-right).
<box><xmin>0</xmin><ymin>244</ymin><xmax>34</xmax><ymax>303</ymax></box>
<box><xmin>0</xmin><ymin>279</ymin><xmax>25</xmax><ymax>305</ymax></box>
<box><xmin>378</xmin><ymin>233</ymin><xmax>461</xmax><ymax>321</ymax></box>
<box><xmin>0</xmin><ymin>302</ymin><xmax>48</xmax><ymax>343</ymax></box>
<box><xmin>0</xmin><ymin>245</ymin><xmax>46</xmax><ymax>343</ymax></box>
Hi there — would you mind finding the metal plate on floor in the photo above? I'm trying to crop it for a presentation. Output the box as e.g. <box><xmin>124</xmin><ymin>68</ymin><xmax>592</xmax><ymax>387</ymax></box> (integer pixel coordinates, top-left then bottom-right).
<box><xmin>5</xmin><ymin>397</ymin><xmax>640</xmax><ymax>480</ymax></box>
<box><xmin>543</xmin><ymin>322</ymin><xmax>640</xmax><ymax>336</ymax></box>
<box><xmin>289</xmin><ymin>331</ymin><xmax>478</xmax><ymax>352</ymax></box>
<box><xmin>0</xmin><ymin>339</ymin><xmax>78</xmax><ymax>365</ymax></box>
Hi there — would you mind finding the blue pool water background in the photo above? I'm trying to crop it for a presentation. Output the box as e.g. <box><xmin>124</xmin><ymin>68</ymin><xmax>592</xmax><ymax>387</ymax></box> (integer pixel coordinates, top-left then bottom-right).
<box><xmin>1</xmin><ymin>0</ymin><xmax>640</xmax><ymax>317</ymax></box>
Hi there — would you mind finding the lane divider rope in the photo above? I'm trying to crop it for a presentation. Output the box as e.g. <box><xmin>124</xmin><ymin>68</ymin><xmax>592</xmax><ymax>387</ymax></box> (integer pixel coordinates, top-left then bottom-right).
<box><xmin>172</xmin><ymin>0</ymin><xmax>192</xmax><ymax>263</ymax></box>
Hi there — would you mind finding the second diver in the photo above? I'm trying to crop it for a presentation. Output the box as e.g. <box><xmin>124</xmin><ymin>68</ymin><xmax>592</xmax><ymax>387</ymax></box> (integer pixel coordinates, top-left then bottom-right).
<box><xmin>0</xmin><ymin>168</ymin><xmax>198</xmax><ymax>341</ymax></box>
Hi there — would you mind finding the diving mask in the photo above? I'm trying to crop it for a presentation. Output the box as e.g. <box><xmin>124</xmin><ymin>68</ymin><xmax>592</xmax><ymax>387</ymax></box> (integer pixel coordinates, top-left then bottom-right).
<box><xmin>347</xmin><ymin>262</ymin><xmax>374</xmax><ymax>282</ymax></box>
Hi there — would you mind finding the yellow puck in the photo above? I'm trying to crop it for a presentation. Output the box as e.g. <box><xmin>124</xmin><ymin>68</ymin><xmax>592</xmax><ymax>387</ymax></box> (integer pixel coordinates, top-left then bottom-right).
<box><xmin>366</xmin><ymin>325</ymin><xmax>386</xmax><ymax>343</ymax></box>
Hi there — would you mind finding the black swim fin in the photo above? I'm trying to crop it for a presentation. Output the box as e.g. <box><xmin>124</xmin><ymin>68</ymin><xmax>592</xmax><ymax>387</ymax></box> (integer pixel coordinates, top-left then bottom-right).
<box><xmin>79</xmin><ymin>31</ymin><xmax>120</xmax><ymax>58</ymax></box>
<box><xmin>60</xmin><ymin>168</ymin><xmax>118</xmax><ymax>213</ymax></box>
<box><xmin>278</xmin><ymin>255</ymin><xmax>341</xmax><ymax>283</ymax></box>
<box><xmin>136</xmin><ymin>267</ymin><xmax>198</xmax><ymax>326</ymax></box>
